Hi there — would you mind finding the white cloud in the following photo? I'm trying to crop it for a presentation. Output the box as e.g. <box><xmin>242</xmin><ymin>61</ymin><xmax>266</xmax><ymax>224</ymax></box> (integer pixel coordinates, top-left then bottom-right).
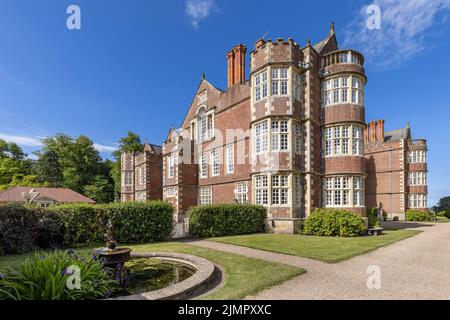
<box><xmin>185</xmin><ymin>0</ymin><xmax>218</xmax><ymax>29</ymax></box>
<box><xmin>93</xmin><ymin>143</ymin><xmax>117</xmax><ymax>153</ymax></box>
<box><xmin>344</xmin><ymin>0</ymin><xmax>450</xmax><ymax>70</ymax></box>
<box><xmin>0</xmin><ymin>133</ymin><xmax>116</xmax><ymax>153</ymax></box>
<box><xmin>0</xmin><ymin>133</ymin><xmax>43</xmax><ymax>147</ymax></box>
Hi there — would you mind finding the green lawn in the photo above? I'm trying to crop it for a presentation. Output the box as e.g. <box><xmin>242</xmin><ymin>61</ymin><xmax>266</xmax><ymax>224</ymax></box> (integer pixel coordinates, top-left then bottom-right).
<box><xmin>0</xmin><ymin>242</ymin><xmax>304</xmax><ymax>300</ymax></box>
<box><xmin>211</xmin><ymin>230</ymin><xmax>421</xmax><ymax>263</ymax></box>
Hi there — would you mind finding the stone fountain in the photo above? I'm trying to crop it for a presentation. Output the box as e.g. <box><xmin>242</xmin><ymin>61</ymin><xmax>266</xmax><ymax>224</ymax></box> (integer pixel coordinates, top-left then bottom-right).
<box><xmin>95</xmin><ymin>220</ymin><xmax>132</xmax><ymax>285</ymax></box>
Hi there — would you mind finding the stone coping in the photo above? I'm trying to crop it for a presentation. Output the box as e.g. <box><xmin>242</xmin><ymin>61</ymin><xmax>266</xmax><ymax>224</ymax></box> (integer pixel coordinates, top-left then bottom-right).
<box><xmin>114</xmin><ymin>252</ymin><xmax>215</xmax><ymax>300</ymax></box>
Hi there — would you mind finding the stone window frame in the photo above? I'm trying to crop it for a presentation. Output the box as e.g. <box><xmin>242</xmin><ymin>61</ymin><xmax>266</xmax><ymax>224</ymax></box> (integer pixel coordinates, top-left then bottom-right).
<box><xmin>324</xmin><ymin>123</ymin><xmax>364</xmax><ymax>157</ymax></box>
<box><xmin>323</xmin><ymin>75</ymin><xmax>364</xmax><ymax>107</ymax></box>
<box><xmin>168</xmin><ymin>155</ymin><xmax>175</xmax><ymax>179</ymax></box>
<box><xmin>138</xmin><ymin>166</ymin><xmax>146</xmax><ymax>185</ymax></box>
<box><xmin>211</xmin><ymin>148</ymin><xmax>220</xmax><ymax>177</ymax></box>
<box><xmin>409</xmin><ymin>193</ymin><xmax>427</xmax><ymax>209</ymax></box>
<box><xmin>254</xmin><ymin>69</ymin><xmax>268</xmax><ymax>102</ymax></box>
<box><xmin>408</xmin><ymin>150</ymin><xmax>426</xmax><ymax>163</ymax></box>
<box><xmin>136</xmin><ymin>191</ymin><xmax>146</xmax><ymax>203</ymax></box>
<box><xmin>294</xmin><ymin>175</ymin><xmax>303</xmax><ymax>207</ymax></box>
<box><xmin>408</xmin><ymin>171</ymin><xmax>427</xmax><ymax>186</ymax></box>
<box><xmin>253</xmin><ymin>173</ymin><xmax>292</xmax><ymax>208</ymax></box>
<box><xmin>324</xmin><ymin>175</ymin><xmax>365</xmax><ymax>208</ymax></box>
<box><xmin>199</xmin><ymin>186</ymin><xmax>212</xmax><ymax>205</ymax></box>
<box><xmin>271</xmin><ymin>68</ymin><xmax>289</xmax><ymax>96</ymax></box>
<box><xmin>165</xmin><ymin>187</ymin><xmax>176</xmax><ymax>198</ymax></box>
<box><xmin>200</xmin><ymin>153</ymin><xmax>208</xmax><ymax>179</ymax></box>
<box><xmin>123</xmin><ymin>171</ymin><xmax>133</xmax><ymax>186</ymax></box>
<box><xmin>253</xmin><ymin>118</ymin><xmax>293</xmax><ymax>155</ymax></box>
<box><xmin>197</xmin><ymin>106</ymin><xmax>215</xmax><ymax>143</ymax></box>
<box><xmin>235</xmin><ymin>182</ymin><xmax>248</xmax><ymax>204</ymax></box>
<box><xmin>226</xmin><ymin>144</ymin><xmax>234</xmax><ymax>174</ymax></box>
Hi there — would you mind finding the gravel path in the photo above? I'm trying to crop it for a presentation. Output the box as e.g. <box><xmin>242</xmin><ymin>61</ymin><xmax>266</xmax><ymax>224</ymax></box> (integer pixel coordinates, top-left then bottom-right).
<box><xmin>186</xmin><ymin>222</ymin><xmax>450</xmax><ymax>300</ymax></box>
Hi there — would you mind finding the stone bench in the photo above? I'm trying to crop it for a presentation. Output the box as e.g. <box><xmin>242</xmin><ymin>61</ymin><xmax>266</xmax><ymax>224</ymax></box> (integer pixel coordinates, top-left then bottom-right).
<box><xmin>367</xmin><ymin>227</ymin><xmax>384</xmax><ymax>236</ymax></box>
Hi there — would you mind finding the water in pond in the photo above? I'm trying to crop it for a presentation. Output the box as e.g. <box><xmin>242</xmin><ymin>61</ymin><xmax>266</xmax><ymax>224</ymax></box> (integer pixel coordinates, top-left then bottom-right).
<box><xmin>117</xmin><ymin>258</ymin><xmax>196</xmax><ymax>296</ymax></box>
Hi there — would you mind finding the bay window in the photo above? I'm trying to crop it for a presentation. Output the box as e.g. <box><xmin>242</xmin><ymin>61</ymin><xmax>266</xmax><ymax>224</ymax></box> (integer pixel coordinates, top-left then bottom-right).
<box><xmin>409</xmin><ymin>194</ymin><xmax>427</xmax><ymax>209</ymax></box>
<box><xmin>323</xmin><ymin>75</ymin><xmax>364</xmax><ymax>107</ymax></box>
<box><xmin>255</xmin><ymin>175</ymin><xmax>269</xmax><ymax>205</ymax></box>
<box><xmin>324</xmin><ymin>124</ymin><xmax>364</xmax><ymax>157</ymax></box>
<box><xmin>272</xmin><ymin>68</ymin><xmax>289</xmax><ymax>96</ymax></box>
<box><xmin>324</xmin><ymin>175</ymin><xmax>365</xmax><ymax>207</ymax></box>
<box><xmin>272</xmin><ymin>175</ymin><xmax>289</xmax><ymax>205</ymax></box>
<box><xmin>409</xmin><ymin>171</ymin><xmax>427</xmax><ymax>186</ymax></box>
<box><xmin>255</xmin><ymin>70</ymin><xmax>268</xmax><ymax>102</ymax></box>
<box><xmin>409</xmin><ymin>150</ymin><xmax>426</xmax><ymax>163</ymax></box>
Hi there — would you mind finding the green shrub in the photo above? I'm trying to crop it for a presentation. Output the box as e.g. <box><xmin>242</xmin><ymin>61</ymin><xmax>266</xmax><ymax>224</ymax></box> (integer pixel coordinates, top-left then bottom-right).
<box><xmin>0</xmin><ymin>251</ymin><xmax>115</xmax><ymax>300</ymax></box>
<box><xmin>303</xmin><ymin>208</ymin><xmax>367</xmax><ymax>237</ymax></box>
<box><xmin>0</xmin><ymin>205</ymin><xmax>39</xmax><ymax>254</ymax></box>
<box><xmin>48</xmin><ymin>202</ymin><xmax>174</xmax><ymax>247</ymax></box>
<box><xmin>107</xmin><ymin>202</ymin><xmax>173</xmax><ymax>243</ymax></box>
<box><xmin>405</xmin><ymin>210</ymin><xmax>432</xmax><ymax>222</ymax></box>
<box><xmin>188</xmin><ymin>204</ymin><xmax>267</xmax><ymax>238</ymax></box>
<box><xmin>436</xmin><ymin>211</ymin><xmax>446</xmax><ymax>217</ymax></box>
<box><xmin>445</xmin><ymin>210</ymin><xmax>450</xmax><ymax>220</ymax></box>
<box><xmin>367</xmin><ymin>208</ymin><xmax>380</xmax><ymax>227</ymax></box>
<box><xmin>48</xmin><ymin>204</ymin><xmax>106</xmax><ymax>247</ymax></box>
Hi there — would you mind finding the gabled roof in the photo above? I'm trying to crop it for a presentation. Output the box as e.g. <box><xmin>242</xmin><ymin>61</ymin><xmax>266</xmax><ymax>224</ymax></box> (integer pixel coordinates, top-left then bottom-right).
<box><xmin>0</xmin><ymin>187</ymin><xmax>96</xmax><ymax>204</ymax></box>
<box><xmin>384</xmin><ymin>126</ymin><xmax>411</xmax><ymax>142</ymax></box>
<box><xmin>143</xmin><ymin>142</ymin><xmax>162</xmax><ymax>155</ymax></box>
<box><xmin>180</xmin><ymin>76</ymin><xmax>223</xmax><ymax>129</ymax></box>
<box><xmin>313</xmin><ymin>22</ymin><xmax>339</xmax><ymax>55</ymax></box>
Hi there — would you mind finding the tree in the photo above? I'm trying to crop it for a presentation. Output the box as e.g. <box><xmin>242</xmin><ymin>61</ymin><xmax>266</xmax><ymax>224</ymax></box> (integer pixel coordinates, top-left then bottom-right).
<box><xmin>0</xmin><ymin>141</ymin><xmax>33</xmax><ymax>189</ymax></box>
<box><xmin>436</xmin><ymin>196</ymin><xmax>450</xmax><ymax>212</ymax></box>
<box><xmin>84</xmin><ymin>175</ymin><xmax>115</xmax><ymax>204</ymax></box>
<box><xmin>111</xmin><ymin>132</ymin><xmax>144</xmax><ymax>199</ymax></box>
<box><xmin>33</xmin><ymin>150</ymin><xmax>63</xmax><ymax>186</ymax></box>
<box><xmin>40</xmin><ymin>134</ymin><xmax>103</xmax><ymax>194</ymax></box>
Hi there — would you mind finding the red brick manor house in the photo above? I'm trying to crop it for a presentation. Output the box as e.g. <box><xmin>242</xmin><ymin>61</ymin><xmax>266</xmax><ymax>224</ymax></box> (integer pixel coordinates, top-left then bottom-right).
<box><xmin>121</xmin><ymin>24</ymin><xmax>428</xmax><ymax>233</ymax></box>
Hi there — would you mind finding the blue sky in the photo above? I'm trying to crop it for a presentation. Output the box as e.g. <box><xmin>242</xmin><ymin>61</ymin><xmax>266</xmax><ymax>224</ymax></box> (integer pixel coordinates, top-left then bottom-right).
<box><xmin>0</xmin><ymin>0</ymin><xmax>449</xmax><ymax>205</ymax></box>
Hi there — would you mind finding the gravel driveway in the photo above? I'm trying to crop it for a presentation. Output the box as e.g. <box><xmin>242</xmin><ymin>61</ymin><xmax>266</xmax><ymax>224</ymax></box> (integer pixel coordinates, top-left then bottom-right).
<box><xmin>188</xmin><ymin>222</ymin><xmax>450</xmax><ymax>300</ymax></box>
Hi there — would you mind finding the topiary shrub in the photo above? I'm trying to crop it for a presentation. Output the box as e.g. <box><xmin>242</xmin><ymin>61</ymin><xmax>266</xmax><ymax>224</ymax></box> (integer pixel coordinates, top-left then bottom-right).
<box><xmin>303</xmin><ymin>208</ymin><xmax>367</xmax><ymax>237</ymax></box>
<box><xmin>0</xmin><ymin>205</ymin><xmax>39</xmax><ymax>255</ymax></box>
<box><xmin>106</xmin><ymin>202</ymin><xmax>173</xmax><ymax>243</ymax></box>
<box><xmin>188</xmin><ymin>204</ymin><xmax>267</xmax><ymax>238</ymax></box>
<box><xmin>405</xmin><ymin>210</ymin><xmax>432</xmax><ymax>222</ymax></box>
<box><xmin>0</xmin><ymin>251</ymin><xmax>115</xmax><ymax>300</ymax></box>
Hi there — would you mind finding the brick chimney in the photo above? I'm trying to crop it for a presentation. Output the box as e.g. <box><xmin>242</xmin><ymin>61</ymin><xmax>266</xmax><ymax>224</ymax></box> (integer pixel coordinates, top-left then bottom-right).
<box><xmin>376</xmin><ymin>120</ymin><xmax>385</xmax><ymax>142</ymax></box>
<box><xmin>365</xmin><ymin>120</ymin><xmax>385</xmax><ymax>143</ymax></box>
<box><xmin>227</xmin><ymin>44</ymin><xmax>247</xmax><ymax>88</ymax></box>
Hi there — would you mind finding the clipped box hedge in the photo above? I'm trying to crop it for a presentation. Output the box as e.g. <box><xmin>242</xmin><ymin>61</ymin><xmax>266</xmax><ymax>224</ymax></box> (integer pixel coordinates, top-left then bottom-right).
<box><xmin>188</xmin><ymin>204</ymin><xmax>267</xmax><ymax>238</ymax></box>
<box><xmin>303</xmin><ymin>208</ymin><xmax>367</xmax><ymax>237</ymax></box>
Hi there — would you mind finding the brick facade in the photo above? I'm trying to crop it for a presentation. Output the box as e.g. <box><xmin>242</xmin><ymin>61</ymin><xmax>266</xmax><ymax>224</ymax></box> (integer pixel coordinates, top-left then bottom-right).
<box><xmin>121</xmin><ymin>24</ymin><xmax>428</xmax><ymax>232</ymax></box>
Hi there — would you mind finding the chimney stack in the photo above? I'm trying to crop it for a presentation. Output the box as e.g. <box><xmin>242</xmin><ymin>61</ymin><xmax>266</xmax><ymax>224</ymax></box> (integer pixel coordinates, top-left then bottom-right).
<box><xmin>376</xmin><ymin>120</ymin><xmax>385</xmax><ymax>142</ymax></box>
<box><xmin>365</xmin><ymin>120</ymin><xmax>385</xmax><ymax>143</ymax></box>
<box><xmin>227</xmin><ymin>44</ymin><xmax>247</xmax><ymax>88</ymax></box>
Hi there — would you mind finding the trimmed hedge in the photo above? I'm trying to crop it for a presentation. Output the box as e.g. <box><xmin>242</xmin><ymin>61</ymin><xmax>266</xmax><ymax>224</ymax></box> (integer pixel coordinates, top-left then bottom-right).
<box><xmin>303</xmin><ymin>208</ymin><xmax>367</xmax><ymax>237</ymax></box>
<box><xmin>0</xmin><ymin>201</ymin><xmax>174</xmax><ymax>254</ymax></box>
<box><xmin>0</xmin><ymin>205</ymin><xmax>39</xmax><ymax>254</ymax></box>
<box><xmin>48</xmin><ymin>201</ymin><xmax>174</xmax><ymax>246</ymax></box>
<box><xmin>405</xmin><ymin>210</ymin><xmax>432</xmax><ymax>222</ymax></box>
<box><xmin>107</xmin><ymin>202</ymin><xmax>174</xmax><ymax>243</ymax></box>
<box><xmin>188</xmin><ymin>204</ymin><xmax>267</xmax><ymax>238</ymax></box>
